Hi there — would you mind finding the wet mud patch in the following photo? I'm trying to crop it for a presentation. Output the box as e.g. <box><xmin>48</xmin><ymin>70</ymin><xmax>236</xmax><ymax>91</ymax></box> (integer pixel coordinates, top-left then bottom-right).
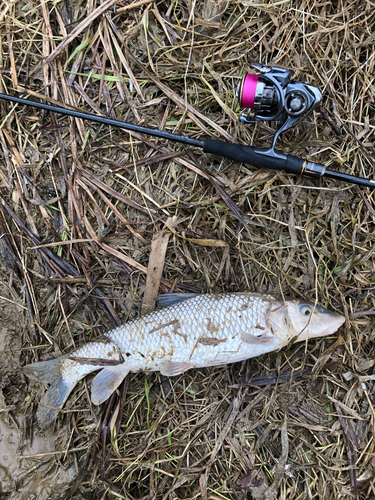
<box><xmin>0</xmin><ymin>410</ymin><xmax>77</xmax><ymax>499</ymax></box>
<box><xmin>0</xmin><ymin>295</ymin><xmax>23</xmax><ymax>396</ymax></box>
<box><xmin>0</xmin><ymin>285</ymin><xmax>79</xmax><ymax>498</ymax></box>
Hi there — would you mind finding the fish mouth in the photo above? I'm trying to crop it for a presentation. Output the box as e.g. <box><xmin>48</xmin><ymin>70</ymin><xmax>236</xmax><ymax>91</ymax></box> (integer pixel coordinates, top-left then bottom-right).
<box><xmin>321</xmin><ymin>315</ymin><xmax>345</xmax><ymax>336</ymax></box>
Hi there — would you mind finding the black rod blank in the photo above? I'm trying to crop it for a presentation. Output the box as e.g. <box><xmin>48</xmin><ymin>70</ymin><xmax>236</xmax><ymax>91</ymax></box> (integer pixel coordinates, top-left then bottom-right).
<box><xmin>0</xmin><ymin>93</ymin><xmax>204</xmax><ymax>148</ymax></box>
<box><xmin>324</xmin><ymin>169</ymin><xmax>375</xmax><ymax>188</ymax></box>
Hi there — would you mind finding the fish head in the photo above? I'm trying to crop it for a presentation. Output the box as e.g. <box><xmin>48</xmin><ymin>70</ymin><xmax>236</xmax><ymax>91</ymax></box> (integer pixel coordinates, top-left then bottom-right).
<box><xmin>267</xmin><ymin>298</ymin><xmax>345</xmax><ymax>342</ymax></box>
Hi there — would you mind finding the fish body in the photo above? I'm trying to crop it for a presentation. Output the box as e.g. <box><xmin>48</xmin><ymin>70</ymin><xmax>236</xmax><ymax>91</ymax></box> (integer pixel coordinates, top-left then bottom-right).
<box><xmin>22</xmin><ymin>293</ymin><xmax>345</xmax><ymax>427</ymax></box>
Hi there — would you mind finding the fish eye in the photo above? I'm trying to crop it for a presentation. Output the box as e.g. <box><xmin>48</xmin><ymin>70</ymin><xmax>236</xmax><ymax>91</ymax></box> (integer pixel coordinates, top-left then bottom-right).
<box><xmin>300</xmin><ymin>305</ymin><xmax>312</xmax><ymax>316</ymax></box>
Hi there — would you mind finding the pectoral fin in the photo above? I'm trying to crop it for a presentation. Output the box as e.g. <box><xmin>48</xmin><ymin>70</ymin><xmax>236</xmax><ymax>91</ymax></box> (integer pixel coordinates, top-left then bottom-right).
<box><xmin>91</xmin><ymin>364</ymin><xmax>129</xmax><ymax>405</ymax></box>
<box><xmin>159</xmin><ymin>360</ymin><xmax>195</xmax><ymax>376</ymax></box>
<box><xmin>241</xmin><ymin>332</ymin><xmax>273</xmax><ymax>344</ymax></box>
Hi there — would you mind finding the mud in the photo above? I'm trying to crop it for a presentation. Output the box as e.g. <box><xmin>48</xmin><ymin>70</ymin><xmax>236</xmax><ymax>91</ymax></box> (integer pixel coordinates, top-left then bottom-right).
<box><xmin>0</xmin><ymin>293</ymin><xmax>22</xmax><ymax>394</ymax></box>
<box><xmin>0</xmin><ymin>281</ymin><xmax>78</xmax><ymax>499</ymax></box>
<box><xmin>0</xmin><ymin>410</ymin><xmax>77</xmax><ymax>499</ymax></box>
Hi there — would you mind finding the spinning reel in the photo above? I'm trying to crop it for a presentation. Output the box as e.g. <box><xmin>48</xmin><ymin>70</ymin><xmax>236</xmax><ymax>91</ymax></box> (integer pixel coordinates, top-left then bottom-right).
<box><xmin>236</xmin><ymin>63</ymin><xmax>322</xmax><ymax>154</ymax></box>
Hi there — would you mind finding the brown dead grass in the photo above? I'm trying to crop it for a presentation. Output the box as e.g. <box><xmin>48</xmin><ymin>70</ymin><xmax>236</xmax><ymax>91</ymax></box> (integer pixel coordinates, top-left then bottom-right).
<box><xmin>0</xmin><ymin>0</ymin><xmax>375</xmax><ymax>498</ymax></box>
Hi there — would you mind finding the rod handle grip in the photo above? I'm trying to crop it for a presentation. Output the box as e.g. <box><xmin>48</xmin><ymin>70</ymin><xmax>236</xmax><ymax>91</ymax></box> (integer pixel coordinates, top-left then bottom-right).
<box><xmin>203</xmin><ymin>138</ymin><xmax>325</xmax><ymax>179</ymax></box>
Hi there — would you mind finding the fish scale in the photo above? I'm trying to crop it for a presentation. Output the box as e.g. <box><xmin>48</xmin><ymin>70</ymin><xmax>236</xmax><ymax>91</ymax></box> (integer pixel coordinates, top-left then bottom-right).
<box><xmin>104</xmin><ymin>293</ymin><xmax>271</xmax><ymax>368</ymax></box>
<box><xmin>22</xmin><ymin>292</ymin><xmax>345</xmax><ymax>428</ymax></box>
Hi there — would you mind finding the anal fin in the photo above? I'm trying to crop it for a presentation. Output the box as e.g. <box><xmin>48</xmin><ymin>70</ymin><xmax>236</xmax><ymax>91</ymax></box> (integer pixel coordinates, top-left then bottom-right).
<box><xmin>91</xmin><ymin>364</ymin><xmax>129</xmax><ymax>405</ymax></box>
<box><xmin>159</xmin><ymin>360</ymin><xmax>195</xmax><ymax>376</ymax></box>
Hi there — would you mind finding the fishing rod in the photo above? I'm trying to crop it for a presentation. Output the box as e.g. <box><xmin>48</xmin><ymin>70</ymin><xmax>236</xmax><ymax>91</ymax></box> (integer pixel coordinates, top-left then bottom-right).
<box><xmin>0</xmin><ymin>63</ymin><xmax>373</xmax><ymax>189</ymax></box>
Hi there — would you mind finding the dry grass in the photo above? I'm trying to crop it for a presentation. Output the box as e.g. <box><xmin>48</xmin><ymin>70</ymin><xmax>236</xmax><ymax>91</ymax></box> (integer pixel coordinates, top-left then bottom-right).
<box><xmin>0</xmin><ymin>0</ymin><xmax>375</xmax><ymax>498</ymax></box>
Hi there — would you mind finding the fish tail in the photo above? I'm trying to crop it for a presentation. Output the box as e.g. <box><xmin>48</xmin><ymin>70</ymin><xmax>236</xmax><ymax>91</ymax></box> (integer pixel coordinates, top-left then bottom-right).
<box><xmin>22</xmin><ymin>356</ymin><xmax>66</xmax><ymax>384</ymax></box>
<box><xmin>22</xmin><ymin>356</ymin><xmax>77</xmax><ymax>428</ymax></box>
<box><xmin>37</xmin><ymin>377</ymin><xmax>76</xmax><ymax>428</ymax></box>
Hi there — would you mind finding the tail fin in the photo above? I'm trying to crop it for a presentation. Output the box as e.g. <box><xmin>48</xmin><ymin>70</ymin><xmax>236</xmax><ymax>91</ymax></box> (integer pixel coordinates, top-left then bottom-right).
<box><xmin>22</xmin><ymin>343</ymin><xmax>127</xmax><ymax>427</ymax></box>
<box><xmin>22</xmin><ymin>357</ymin><xmax>66</xmax><ymax>384</ymax></box>
<box><xmin>22</xmin><ymin>356</ymin><xmax>76</xmax><ymax>428</ymax></box>
<box><xmin>37</xmin><ymin>378</ymin><xmax>76</xmax><ymax>428</ymax></box>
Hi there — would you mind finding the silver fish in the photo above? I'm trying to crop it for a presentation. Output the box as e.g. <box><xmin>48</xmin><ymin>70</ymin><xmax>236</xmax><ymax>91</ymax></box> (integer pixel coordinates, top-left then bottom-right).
<box><xmin>22</xmin><ymin>293</ymin><xmax>345</xmax><ymax>428</ymax></box>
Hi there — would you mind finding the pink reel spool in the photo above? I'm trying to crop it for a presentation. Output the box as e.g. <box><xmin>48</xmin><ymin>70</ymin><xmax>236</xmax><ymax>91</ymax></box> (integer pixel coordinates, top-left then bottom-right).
<box><xmin>238</xmin><ymin>73</ymin><xmax>259</xmax><ymax>109</ymax></box>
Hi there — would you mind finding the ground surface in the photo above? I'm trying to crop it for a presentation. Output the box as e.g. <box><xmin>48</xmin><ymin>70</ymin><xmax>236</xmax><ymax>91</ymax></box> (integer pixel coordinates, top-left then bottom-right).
<box><xmin>0</xmin><ymin>0</ymin><xmax>375</xmax><ymax>499</ymax></box>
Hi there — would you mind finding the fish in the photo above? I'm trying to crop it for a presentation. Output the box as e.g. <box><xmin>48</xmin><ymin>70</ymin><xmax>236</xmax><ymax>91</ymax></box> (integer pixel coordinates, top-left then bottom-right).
<box><xmin>22</xmin><ymin>292</ymin><xmax>345</xmax><ymax>428</ymax></box>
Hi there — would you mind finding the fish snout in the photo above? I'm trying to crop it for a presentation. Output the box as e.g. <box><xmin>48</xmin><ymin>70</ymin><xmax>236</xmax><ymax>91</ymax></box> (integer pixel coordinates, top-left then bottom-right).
<box><xmin>320</xmin><ymin>311</ymin><xmax>345</xmax><ymax>336</ymax></box>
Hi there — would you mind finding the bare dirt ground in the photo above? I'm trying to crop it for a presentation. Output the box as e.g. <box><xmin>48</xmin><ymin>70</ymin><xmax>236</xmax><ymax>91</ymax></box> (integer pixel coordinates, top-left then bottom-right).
<box><xmin>0</xmin><ymin>263</ymin><xmax>79</xmax><ymax>499</ymax></box>
<box><xmin>0</xmin><ymin>0</ymin><xmax>375</xmax><ymax>499</ymax></box>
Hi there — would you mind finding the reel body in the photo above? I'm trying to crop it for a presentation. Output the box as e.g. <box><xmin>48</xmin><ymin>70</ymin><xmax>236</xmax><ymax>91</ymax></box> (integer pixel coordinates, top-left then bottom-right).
<box><xmin>236</xmin><ymin>63</ymin><xmax>322</xmax><ymax>153</ymax></box>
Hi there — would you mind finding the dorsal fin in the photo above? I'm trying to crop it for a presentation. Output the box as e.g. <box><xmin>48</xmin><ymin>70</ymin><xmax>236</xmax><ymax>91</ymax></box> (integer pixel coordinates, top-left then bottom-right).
<box><xmin>155</xmin><ymin>293</ymin><xmax>199</xmax><ymax>309</ymax></box>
